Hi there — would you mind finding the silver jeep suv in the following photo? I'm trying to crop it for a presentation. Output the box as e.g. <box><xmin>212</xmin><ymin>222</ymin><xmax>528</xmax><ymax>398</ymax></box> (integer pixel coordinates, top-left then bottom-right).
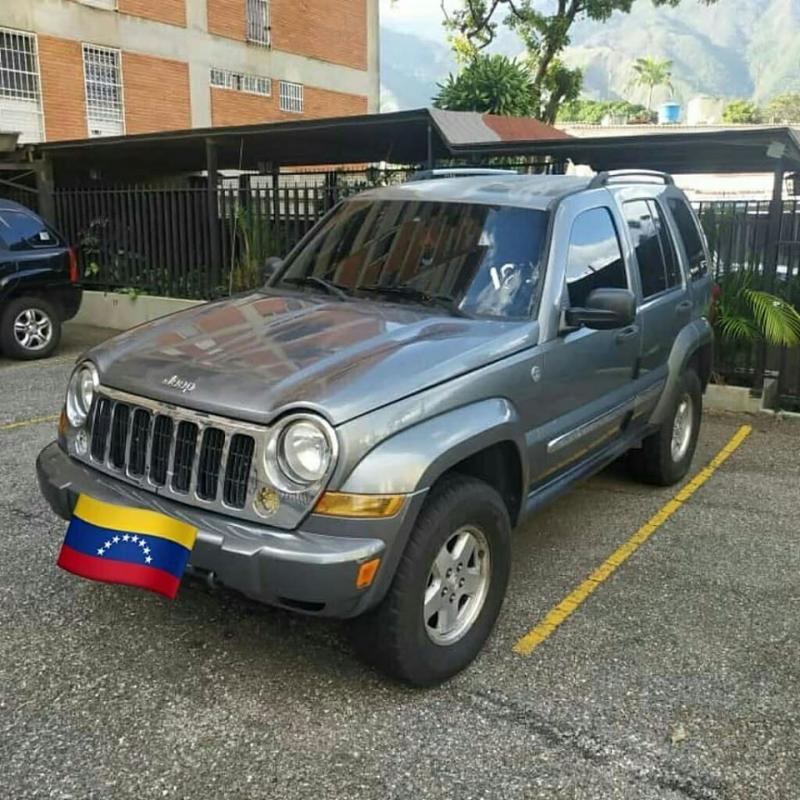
<box><xmin>38</xmin><ymin>171</ymin><xmax>713</xmax><ymax>685</ymax></box>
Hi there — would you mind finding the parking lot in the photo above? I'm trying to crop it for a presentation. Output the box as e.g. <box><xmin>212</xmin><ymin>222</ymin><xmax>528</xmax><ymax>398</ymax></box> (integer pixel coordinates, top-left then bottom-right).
<box><xmin>1</xmin><ymin>326</ymin><xmax>799</xmax><ymax>800</ymax></box>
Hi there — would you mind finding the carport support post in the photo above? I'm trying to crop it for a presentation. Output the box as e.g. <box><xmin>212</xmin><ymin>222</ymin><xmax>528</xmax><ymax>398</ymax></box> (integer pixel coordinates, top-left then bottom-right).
<box><xmin>753</xmin><ymin>158</ymin><xmax>785</xmax><ymax>394</ymax></box>
<box><xmin>33</xmin><ymin>157</ymin><xmax>55</xmax><ymax>225</ymax></box>
<box><xmin>205</xmin><ymin>138</ymin><xmax>222</xmax><ymax>274</ymax></box>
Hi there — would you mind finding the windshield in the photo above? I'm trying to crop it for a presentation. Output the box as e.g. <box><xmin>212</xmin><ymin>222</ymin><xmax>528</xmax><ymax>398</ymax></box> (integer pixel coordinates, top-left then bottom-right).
<box><xmin>278</xmin><ymin>199</ymin><xmax>549</xmax><ymax>319</ymax></box>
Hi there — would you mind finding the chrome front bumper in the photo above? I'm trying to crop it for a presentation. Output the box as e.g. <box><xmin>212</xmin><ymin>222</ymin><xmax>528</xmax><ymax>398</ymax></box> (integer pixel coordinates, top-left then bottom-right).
<box><xmin>37</xmin><ymin>442</ymin><xmax>423</xmax><ymax>618</ymax></box>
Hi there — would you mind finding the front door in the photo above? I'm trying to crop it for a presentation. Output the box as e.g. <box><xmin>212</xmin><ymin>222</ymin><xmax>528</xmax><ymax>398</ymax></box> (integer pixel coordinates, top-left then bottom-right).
<box><xmin>533</xmin><ymin>204</ymin><xmax>641</xmax><ymax>484</ymax></box>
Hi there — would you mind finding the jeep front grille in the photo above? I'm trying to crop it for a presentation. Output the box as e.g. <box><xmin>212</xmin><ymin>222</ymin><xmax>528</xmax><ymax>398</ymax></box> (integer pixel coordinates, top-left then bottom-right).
<box><xmin>87</xmin><ymin>390</ymin><xmax>259</xmax><ymax>511</ymax></box>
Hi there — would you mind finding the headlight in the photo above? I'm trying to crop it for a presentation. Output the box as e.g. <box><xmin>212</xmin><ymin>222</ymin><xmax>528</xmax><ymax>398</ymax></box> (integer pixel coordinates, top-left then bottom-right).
<box><xmin>65</xmin><ymin>362</ymin><xmax>98</xmax><ymax>427</ymax></box>
<box><xmin>278</xmin><ymin>418</ymin><xmax>333</xmax><ymax>485</ymax></box>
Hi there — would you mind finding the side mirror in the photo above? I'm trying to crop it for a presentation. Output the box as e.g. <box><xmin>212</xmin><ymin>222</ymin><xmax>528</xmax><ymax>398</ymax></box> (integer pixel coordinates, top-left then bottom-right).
<box><xmin>262</xmin><ymin>256</ymin><xmax>283</xmax><ymax>284</ymax></box>
<box><xmin>564</xmin><ymin>288</ymin><xmax>636</xmax><ymax>331</ymax></box>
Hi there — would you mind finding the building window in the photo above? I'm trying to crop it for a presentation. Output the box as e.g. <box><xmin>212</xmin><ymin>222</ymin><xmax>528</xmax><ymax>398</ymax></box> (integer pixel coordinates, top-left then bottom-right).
<box><xmin>279</xmin><ymin>81</ymin><xmax>303</xmax><ymax>113</ymax></box>
<box><xmin>82</xmin><ymin>44</ymin><xmax>124</xmax><ymax>138</ymax></box>
<box><xmin>0</xmin><ymin>28</ymin><xmax>44</xmax><ymax>143</ymax></box>
<box><xmin>210</xmin><ymin>67</ymin><xmax>271</xmax><ymax>96</ymax></box>
<box><xmin>246</xmin><ymin>0</ymin><xmax>270</xmax><ymax>46</ymax></box>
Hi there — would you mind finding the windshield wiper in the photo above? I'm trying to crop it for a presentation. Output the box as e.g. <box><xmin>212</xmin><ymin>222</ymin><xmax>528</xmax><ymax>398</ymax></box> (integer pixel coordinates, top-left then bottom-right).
<box><xmin>356</xmin><ymin>284</ymin><xmax>465</xmax><ymax>316</ymax></box>
<box><xmin>283</xmin><ymin>275</ymin><xmax>350</xmax><ymax>300</ymax></box>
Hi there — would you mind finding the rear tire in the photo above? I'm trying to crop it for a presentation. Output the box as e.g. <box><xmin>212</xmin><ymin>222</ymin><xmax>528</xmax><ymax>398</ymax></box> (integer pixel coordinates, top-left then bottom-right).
<box><xmin>0</xmin><ymin>296</ymin><xmax>61</xmax><ymax>360</ymax></box>
<box><xmin>349</xmin><ymin>474</ymin><xmax>511</xmax><ymax>687</ymax></box>
<box><xmin>629</xmin><ymin>369</ymin><xmax>702</xmax><ymax>486</ymax></box>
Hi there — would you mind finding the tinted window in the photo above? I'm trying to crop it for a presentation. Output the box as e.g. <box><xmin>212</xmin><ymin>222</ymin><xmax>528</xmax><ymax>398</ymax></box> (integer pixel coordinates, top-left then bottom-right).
<box><xmin>667</xmin><ymin>197</ymin><xmax>707</xmax><ymax>280</ymax></box>
<box><xmin>280</xmin><ymin>200</ymin><xmax>550</xmax><ymax>319</ymax></box>
<box><xmin>565</xmin><ymin>207</ymin><xmax>627</xmax><ymax>307</ymax></box>
<box><xmin>623</xmin><ymin>199</ymin><xmax>682</xmax><ymax>299</ymax></box>
<box><xmin>0</xmin><ymin>210</ymin><xmax>59</xmax><ymax>251</ymax></box>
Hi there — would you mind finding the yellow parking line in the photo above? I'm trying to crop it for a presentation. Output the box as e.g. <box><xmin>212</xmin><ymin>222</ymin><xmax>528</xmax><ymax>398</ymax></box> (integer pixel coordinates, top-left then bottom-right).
<box><xmin>0</xmin><ymin>414</ymin><xmax>59</xmax><ymax>432</ymax></box>
<box><xmin>513</xmin><ymin>424</ymin><xmax>752</xmax><ymax>656</ymax></box>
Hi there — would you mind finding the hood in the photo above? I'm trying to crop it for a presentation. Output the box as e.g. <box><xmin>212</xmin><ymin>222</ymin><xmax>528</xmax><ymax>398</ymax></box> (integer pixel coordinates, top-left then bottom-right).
<box><xmin>89</xmin><ymin>291</ymin><xmax>535</xmax><ymax>425</ymax></box>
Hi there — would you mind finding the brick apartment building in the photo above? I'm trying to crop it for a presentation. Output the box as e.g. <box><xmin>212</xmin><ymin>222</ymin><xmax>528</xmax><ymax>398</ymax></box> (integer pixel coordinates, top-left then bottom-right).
<box><xmin>0</xmin><ymin>0</ymin><xmax>379</xmax><ymax>143</ymax></box>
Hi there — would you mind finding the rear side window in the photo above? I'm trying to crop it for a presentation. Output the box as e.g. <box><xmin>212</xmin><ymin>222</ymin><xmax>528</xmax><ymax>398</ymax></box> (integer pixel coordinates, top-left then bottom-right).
<box><xmin>623</xmin><ymin>199</ymin><xmax>682</xmax><ymax>299</ymax></box>
<box><xmin>565</xmin><ymin>207</ymin><xmax>627</xmax><ymax>308</ymax></box>
<box><xmin>667</xmin><ymin>197</ymin><xmax>707</xmax><ymax>280</ymax></box>
<box><xmin>0</xmin><ymin>210</ymin><xmax>59</xmax><ymax>251</ymax></box>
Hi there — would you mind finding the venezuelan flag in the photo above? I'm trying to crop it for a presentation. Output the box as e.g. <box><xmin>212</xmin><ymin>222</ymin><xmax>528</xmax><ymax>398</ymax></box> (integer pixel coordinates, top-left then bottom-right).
<box><xmin>57</xmin><ymin>495</ymin><xmax>198</xmax><ymax>599</ymax></box>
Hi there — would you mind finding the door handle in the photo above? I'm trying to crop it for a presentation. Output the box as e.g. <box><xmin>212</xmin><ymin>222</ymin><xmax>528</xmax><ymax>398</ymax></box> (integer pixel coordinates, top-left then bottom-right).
<box><xmin>675</xmin><ymin>300</ymin><xmax>692</xmax><ymax>315</ymax></box>
<box><xmin>615</xmin><ymin>325</ymin><xmax>638</xmax><ymax>344</ymax></box>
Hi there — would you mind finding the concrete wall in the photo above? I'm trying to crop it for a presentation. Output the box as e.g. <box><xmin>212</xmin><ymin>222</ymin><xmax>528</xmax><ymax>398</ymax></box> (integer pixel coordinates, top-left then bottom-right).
<box><xmin>72</xmin><ymin>291</ymin><xmax>205</xmax><ymax>330</ymax></box>
<box><xmin>0</xmin><ymin>0</ymin><xmax>379</xmax><ymax>139</ymax></box>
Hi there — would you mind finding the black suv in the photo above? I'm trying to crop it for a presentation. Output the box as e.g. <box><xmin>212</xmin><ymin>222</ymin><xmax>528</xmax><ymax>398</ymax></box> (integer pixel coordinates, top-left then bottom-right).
<box><xmin>0</xmin><ymin>199</ymin><xmax>82</xmax><ymax>359</ymax></box>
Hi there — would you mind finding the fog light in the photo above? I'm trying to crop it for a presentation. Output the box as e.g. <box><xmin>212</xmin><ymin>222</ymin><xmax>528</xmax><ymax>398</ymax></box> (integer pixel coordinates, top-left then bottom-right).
<box><xmin>253</xmin><ymin>486</ymin><xmax>280</xmax><ymax>517</ymax></box>
<box><xmin>75</xmin><ymin>429</ymin><xmax>89</xmax><ymax>456</ymax></box>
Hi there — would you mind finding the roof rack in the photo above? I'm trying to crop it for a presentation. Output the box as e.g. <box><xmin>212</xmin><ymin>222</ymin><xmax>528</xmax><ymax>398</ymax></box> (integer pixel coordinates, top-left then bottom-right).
<box><xmin>408</xmin><ymin>168</ymin><xmax>518</xmax><ymax>182</ymax></box>
<box><xmin>588</xmin><ymin>169</ymin><xmax>674</xmax><ymax>189</ymax></box>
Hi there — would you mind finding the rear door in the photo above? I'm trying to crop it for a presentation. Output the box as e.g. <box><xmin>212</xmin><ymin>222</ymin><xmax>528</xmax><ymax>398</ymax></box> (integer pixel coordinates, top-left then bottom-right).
<box><xmin>619</xmin><ymin>194</ymin><xmax>689</xmax><ymax>419</ymax></box>
<box><xmin>0</xmin><ymin>207</ymin><xmax>67</xmax><ymax>290</ymax></box>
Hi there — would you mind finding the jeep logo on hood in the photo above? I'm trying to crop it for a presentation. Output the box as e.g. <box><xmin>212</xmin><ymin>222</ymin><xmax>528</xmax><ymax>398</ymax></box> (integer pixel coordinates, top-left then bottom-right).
<box><xmin>161</xmin><ymin>374</ymin><xmax>197</xmax><ymax>393</ymax></box>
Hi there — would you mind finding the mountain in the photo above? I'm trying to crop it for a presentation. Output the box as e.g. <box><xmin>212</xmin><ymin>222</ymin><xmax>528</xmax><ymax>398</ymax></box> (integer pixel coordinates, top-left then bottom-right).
<box><xmin>380</xmin><ymin>0</ymin><xmax>800</xmax><ymax>110</ymax></box>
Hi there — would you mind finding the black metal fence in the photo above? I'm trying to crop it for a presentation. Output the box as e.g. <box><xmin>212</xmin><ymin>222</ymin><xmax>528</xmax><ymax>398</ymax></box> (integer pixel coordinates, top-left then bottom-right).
<box><xmin>3</xmin><ymin>172</ymin><xmax>800</xmax><ymax>404</ymax></box>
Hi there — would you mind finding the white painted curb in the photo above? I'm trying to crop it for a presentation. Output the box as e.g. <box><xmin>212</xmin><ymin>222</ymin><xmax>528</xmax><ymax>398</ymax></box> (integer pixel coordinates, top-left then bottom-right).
<box><xmin>72</xmin><ymin>290</ymin><xmax>205</xmax><ymax>331</ymax></box>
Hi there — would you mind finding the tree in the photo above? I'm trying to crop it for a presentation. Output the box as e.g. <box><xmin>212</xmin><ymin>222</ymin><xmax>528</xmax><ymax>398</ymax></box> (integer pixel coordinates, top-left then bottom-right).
<box><xmin>765</xmin><ymin>93</ymin><xmax>800</xmax><ymax>123</ymax></box>
<box><xmin>629</xmin><ymin>57</ymin><xmax>673</xmax><ymax>110</ymax></box>
<box><xmin>722</xmin><ymin>99</ymin><xmax>763</xmax><ymax>124</ymax></box>
<box><xmin>440</xmin><ymin>0</ymin><xmax>719</xmax><ymax>122</ymax></box>
<box><xmin>433</xmin><ymin>54</ymin><xmax>537</xmax><ymax>116</ymax></box>
<box><xmin>557</xmin><ymin>98</ymin><xmax>651</xmax><ymax>124</ymax></box>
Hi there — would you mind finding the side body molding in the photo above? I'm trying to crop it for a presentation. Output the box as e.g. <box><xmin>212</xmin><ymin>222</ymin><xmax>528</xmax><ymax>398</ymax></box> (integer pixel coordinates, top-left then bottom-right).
<box><xmin>648</xmin><ymin>316</ymin><xmax>713</xmax><ymax>427</ymax></box>
<box><xmin>340</xmin><ymin>398</ymin><xmax>525</xmax><ymax>495</ymax></box>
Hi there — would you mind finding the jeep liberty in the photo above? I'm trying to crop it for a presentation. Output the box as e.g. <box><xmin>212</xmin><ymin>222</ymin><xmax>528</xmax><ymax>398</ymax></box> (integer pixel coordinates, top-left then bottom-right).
<box><xmin>38</xmin><ymin>171</ymin><xmax>712</xmax><ymax>685</ymax></box>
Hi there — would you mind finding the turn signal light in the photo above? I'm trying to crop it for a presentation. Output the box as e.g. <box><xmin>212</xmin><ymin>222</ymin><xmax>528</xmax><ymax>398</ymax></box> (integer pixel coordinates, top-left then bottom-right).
<box><xmin>314</xmin><ymin>492</ymin><xmax>405</xmax><ymax>518</ymax></box>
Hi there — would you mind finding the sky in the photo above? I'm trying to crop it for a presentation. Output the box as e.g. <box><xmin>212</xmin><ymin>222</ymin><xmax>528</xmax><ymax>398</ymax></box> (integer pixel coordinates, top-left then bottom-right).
<box><xmin>379</xmin><ymin>0</ymin><xmax>454</xmax><ymax>45</ymax></box>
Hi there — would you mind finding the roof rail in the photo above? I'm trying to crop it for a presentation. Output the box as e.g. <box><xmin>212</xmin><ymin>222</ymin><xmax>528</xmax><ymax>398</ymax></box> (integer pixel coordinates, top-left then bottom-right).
<box><xmin>408</xmin><ymin>167</ymin><xmax>518</xmax><ymax>182</ymax></box>
<box><xmin>589</xmin><ymin>169</ymin><xmax>674</xmax><ymax>189</ymax></box>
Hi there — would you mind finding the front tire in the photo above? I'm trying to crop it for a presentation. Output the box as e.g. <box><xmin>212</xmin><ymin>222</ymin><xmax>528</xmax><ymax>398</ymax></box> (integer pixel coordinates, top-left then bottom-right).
<box><xmin>349</xmin><ymin>474</ymin><xmax>511</xmax><ymax>686</ymax></box>
<box><xmin>629</xmin><ymin>369</ymin><xmax>702</xmax><ymax>486</ymax></box>
<box><xmin>0</xmin><ymin>296</ymin><xmax>61</xmax><ymax>360</ymax></box>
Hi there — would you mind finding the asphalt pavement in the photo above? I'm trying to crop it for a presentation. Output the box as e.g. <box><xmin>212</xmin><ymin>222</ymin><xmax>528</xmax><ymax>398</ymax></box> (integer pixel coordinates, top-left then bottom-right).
<box><xmin>1</xmin><ymin>328</ymin><xmax>798</xmax><ymax>799</ymax></box>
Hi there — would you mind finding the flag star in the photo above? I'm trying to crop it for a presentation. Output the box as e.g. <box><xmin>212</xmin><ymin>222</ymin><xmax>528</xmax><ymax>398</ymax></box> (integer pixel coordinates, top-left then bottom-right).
<box><xmin>97</xmin><ymin>548</ymin><xmax>105</xmax><ymax>556</ymax></box>
<box><xmin>138</xmin><ymin>540</ymin><xmax>146</xmax><ymax>549</ymax></box>
<box><xmin>131</xmin><ymin>535</ymin><xmax>139</xmax><ymax>543</ymax></box>
<box><xmin>112</xmin><ymin>536</ymin><xmax>120</xmax><ymax>543</ymax></box>
<box><xmin>122</xmin><ymin>534</ymin><xmax>130</xmax><ymax>542</ymax></box>
<box><xmin>143</xmin><ymin>547</ymin><xmax>150</xmax><ymax>555</ymax></box>
<box><xmin>145</xmin><ymin>556</ymin><xmax>152</xmax><ymax>564</ymax></box>
<box><xmin>104</xmin><ymin>541</ymin><xmax>112</xmax><ymax>549</ymax></box>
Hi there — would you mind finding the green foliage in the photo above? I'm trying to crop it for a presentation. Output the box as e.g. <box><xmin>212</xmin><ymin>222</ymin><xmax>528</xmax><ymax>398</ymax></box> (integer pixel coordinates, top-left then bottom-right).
<box><xmin>629</xmin><ymin>56</ymin><xmax>673</xmax><ymax>109</ymax></box>
<box><xmin>228</xmin><ymin>204</ymin><xmax>285</xmax><ymax>295</ymax></box>
<box><xmin>722</xmin><ymin>99</ymin><xmax>763</xmax><ymax>123</ymax></box>
<box><xmin>440</xmin><ymin>0</ymin><xmax>717</xmax><ymax>121</ymax></box>
<box><xmin>714</xmin><ymin>270</ymin><xmax>800</xmax><ymax>348</ymax></box>
<box><xmin>765</xmin><ymin>93</ymin><xmax>800</xmax><ymax>123</ymax></box>
<box><xmin>557</xmin><ymin>98</ymin><xmax>652</xmax><ymax>123</ymax></box>
<box><xmin>434</xmin><ymin>54</ymin><xmax>537</xmax><ymax>116</ymax></box>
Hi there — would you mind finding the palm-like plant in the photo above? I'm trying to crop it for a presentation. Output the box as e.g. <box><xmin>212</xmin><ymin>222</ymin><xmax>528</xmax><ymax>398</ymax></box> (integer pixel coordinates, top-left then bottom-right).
<box><xmin>713</xmin><ymin>270</ymin><xmax>800</xmax><ymax>348</ymax></box>
<box><xmin>629</xmin><ymin>56</ymin><xmax>674</xmax><ymax>110</ymax></box>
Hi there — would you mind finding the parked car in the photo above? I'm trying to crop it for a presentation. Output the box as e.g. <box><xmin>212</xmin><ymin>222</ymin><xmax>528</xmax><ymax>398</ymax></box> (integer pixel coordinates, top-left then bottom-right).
<box><xmin>37</xmin><ymin>171</ymin><xmax>713</xmax><ymax>685</ymax></box>
<box><xmin>0</xmin><ymin>199</ymin><xmax>81</xmax><ymax>359</ymax></box>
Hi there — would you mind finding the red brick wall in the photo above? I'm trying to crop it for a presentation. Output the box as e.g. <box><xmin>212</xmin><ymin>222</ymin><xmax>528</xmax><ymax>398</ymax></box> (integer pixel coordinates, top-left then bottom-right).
<box><xmin>210</xmin><ymin>85</ymin><xmax>368</xmax><ymax>127</ymax></box>
<box><xmin>118</xmin><ymin>0</ymin><xmax>187</xmax><ymax>27</ymax></box>
<box><xmin>271</xmin><ymin>0</ymin><xmax>367</xmax><ymax>70</ymax></box>
<box><xmin>38</xmin><ymin>35</ymin><xmax>87</xmax><ymax>141</ymax></box>
<box><xmin>207</xmin><ymin>0</ymin><xmax>246</xmax><ymax>40</ymax></box>
<box><xmin>123</xmin><ymin>52</ymin><xmax>192</xmax><ymax>134</ymax></box>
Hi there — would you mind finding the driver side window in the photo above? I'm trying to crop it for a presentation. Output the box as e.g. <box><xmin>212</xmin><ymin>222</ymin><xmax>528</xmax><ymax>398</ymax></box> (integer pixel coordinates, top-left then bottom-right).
<box><xmin>565</xmin><ymin>207</ymin><xmax>627</xmax><ymax>307</ymax></box>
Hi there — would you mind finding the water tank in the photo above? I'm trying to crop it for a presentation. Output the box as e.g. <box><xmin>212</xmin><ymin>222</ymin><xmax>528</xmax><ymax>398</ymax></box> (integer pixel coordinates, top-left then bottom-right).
<box><xmin>658</xmin><ymin>102</ymin><xmax>681</xmax><ymax>124</ymax></box>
